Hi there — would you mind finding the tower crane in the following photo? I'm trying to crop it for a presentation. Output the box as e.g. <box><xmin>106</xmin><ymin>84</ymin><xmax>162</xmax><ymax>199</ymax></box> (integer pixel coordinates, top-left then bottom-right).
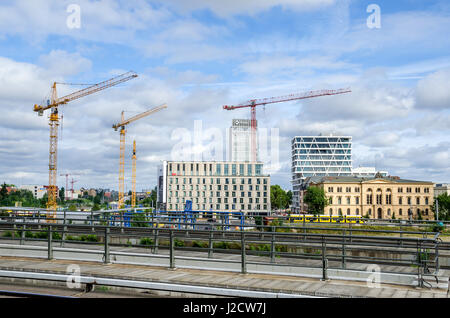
<box><xmin>70</xmin><ymin>178</ymin><xmax>78</xmax><ymax>200</ymax></box>
<box><xmin>112</xmin><ymin>104</ymin><xmax>167</xmax><ymax>208</ymax></box>
<box><xmin>33</xmin><ymin>71</ymin><xmax>138</xmax><ymax>221</ymax></box>
<box><xmin>223</xmin><ymin>88</ymin><xmax>352</xmax><ymax>162</ymax></box>
<box><xmin>60</xmin><ymin>173</ymin><xmax>80</xmax><ymax>200</ymax></box>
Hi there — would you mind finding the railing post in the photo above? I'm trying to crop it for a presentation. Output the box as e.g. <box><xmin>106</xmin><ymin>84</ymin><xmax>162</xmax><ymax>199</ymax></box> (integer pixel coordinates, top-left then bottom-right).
<box><xmin>208</xmin><ymin>228</ymin><xmax>214</xmax><ymax>259</ymax></box>
<box><xmin>153</xmin><ymin>229</ymin><xmax>159</xmax><ymax>254</ymax></box>
<box><xmin>321</xmin><ymin>237</ymin><xmax>329</xmax><ymax>281</ymax></box>
<box><xmin>399</xmin><ymin>223</ymin><xmax>403</xmax><ymax>246</ymax></box>
<box><xmin>349</xmin><ymin>223</ymin><xmax>353</xmax><ymax>243</ymax></box>
<box><xmin>270</xmin><ymin>226</ymin><xmax>275</xmax><ymax>263</ymax></box>
<box><xmin>241</xmin><ymin>231</ymin><xmax>247</xmax><ymax>274</ymax></box>
<box><xmin>12</xmin><ymin>223</ymin><xmax>16</xmax><ymax>240</ymax></box>
<box><xmin>91</xmin><ymin>210</ymin><xmax>94</xmax><ymax>232</ymax></box>
<box><xmin>60</xmin><ymin>226</ymin><xmax>67</xmax><ymax>248</ymax></box>
<box><xmin>48</xmin><ymin>225</ymin><xmax>53</xmax><ymax>260</ymax></box>
<box><xmin>303</xmin><ymin>216</ymin><xmax>306</xmax><ymax>241</ymax></box>
<box><xmin>120</xmin><ymin>212</ymin><xmax>124</xmax><ymax>233</ymax></box>
<box><xmin>20</xmin><ymin>224</ymin><xmax>25</xmax><ymax>245</ymax></box>
<box><xmin>417</xmin><ymin>240</ymin><xmax>423</xmax><ymax>288</ymax></box>
<box><xmin>434</xmin><ymin>235</ymin><xmax>440</xmax><ymax>275</ymax></box>
<box><xmin>342</xmin><ymin>229</ymin><xmax>346</xmax><ymax>269</ymax></box>
<box><xmin>104</xmin><ymin>227</ymin><xmax>110</xmax><ymax>264</ymax></box>
<box><xmin>169</xmin><ymin>230</ymin><xmax>175</xmax><ymax>269</ymax></box>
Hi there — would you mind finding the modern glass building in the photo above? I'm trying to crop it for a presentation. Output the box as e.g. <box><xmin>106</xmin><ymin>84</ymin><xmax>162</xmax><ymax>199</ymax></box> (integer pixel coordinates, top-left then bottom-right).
<box><xmin>291</xmin><ymin>135</ymin><xmax>353</xmax><ymax>212</ymax></box>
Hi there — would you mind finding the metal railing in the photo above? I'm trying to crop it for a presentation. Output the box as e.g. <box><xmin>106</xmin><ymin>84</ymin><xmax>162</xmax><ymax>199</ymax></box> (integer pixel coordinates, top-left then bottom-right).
<box><xmin>0</xmin><ymin>208</ymin><xmax>447</xmax><ymax>288</ymax></box>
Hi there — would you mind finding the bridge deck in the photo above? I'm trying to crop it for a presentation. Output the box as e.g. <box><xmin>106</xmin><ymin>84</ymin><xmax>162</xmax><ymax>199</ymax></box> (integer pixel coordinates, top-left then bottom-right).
<box><xmin>0</xmin><ymin>256</ymin><xmax>448</xmax><ymax>298</ymax></box>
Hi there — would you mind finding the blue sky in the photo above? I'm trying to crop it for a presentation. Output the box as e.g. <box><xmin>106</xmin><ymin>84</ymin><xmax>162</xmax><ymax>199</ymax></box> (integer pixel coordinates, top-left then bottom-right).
<box><xmin>0</xmin><ymin>0</ymin><xmax>449</xmax><ymax>191</ymax></box>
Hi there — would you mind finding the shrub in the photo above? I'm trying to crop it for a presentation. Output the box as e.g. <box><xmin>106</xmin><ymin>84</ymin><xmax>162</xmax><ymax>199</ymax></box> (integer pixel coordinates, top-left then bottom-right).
<box><xmin>174</xmin><ymin>238</ymin><xmax>185</xmax><ymax>247</ymax></box>
<box><xmin>192</xmin><ymin>241</ymin><xmax>208</xmax><ymax>248</ymax></box>
<box><xmin>79</xmin><ymin>234</ymin><xmax>99</xmax><ymax>242</ymax></box>
<box><xmin>140</xmin><ymin>238</ymin><xmax>153</xmax><ymax>246</ymax></box>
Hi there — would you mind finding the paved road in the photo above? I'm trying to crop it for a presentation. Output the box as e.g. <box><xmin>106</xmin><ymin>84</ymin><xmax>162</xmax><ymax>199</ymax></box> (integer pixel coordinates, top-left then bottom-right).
<box><xmin>0</xmin><ymin>256</ymin><xmax>448</xmax><ymax>298</ymax></box>
<box><xmin>0</xmin><ymin>282</ymin><xmax>157</xmax><ymax>298</ymax></box>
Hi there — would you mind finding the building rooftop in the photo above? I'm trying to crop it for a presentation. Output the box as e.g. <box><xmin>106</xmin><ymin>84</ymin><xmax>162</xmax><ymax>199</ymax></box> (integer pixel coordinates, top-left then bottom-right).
<box><xmin>309</xmin><ymin>175</ymin><xmax>433</xmax><ymax>184</ymax></box>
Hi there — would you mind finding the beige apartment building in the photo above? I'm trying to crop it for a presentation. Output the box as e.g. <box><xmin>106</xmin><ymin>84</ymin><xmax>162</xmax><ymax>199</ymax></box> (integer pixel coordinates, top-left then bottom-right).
<box><xmin>308</xmin><ymin>175</ymin><xmax>435</xmax><ymax>220</ymax></box>
<box><xmin>157</xmin><ymin>161</ymin><xmax>271</xmax><ymax>214</ymax></box>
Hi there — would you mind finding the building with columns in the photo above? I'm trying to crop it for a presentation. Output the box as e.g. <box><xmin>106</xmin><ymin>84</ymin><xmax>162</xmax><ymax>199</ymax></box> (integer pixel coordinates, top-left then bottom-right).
<box><xmin>307</xmin><ymin>174</ymin><xmax>435</xmax><ymax>220</ymax></box>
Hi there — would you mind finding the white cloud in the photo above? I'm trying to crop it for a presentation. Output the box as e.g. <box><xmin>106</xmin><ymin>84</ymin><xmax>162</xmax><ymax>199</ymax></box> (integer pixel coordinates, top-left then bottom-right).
<box><xmin>38</xmin><ymin>50</ymin><xmax>92</xmax><ymax>77</ymax></box>
<box><xmin>158</xmin><ymin>0</ymin><xmax>336</xmax><ymax>17</ymax></box>
<box><xmin>416</xmin><ymin>68</ymin><xmax>450</xmax><ymax>110</ymax></box>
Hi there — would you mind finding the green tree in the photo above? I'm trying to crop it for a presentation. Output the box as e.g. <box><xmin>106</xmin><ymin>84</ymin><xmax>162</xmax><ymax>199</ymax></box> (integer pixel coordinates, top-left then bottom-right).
<box><xmin>270</xmin><ymin>185</ymin><xmax>289</xmax><ymax>210</ymax></box>
<box><xmin>432</xmin><ymin>193</ymin><xmax>450</xmax><ymax>221</ymax></box>
<box><xmin>304</xmin><ymin>186</ymin><xmax>328</xmax><ymax>216</ymax></box>
<box><xmin>59</xmin><ymin>187</ymin><xmax>65</xmax><ymax>203</ymax></box>
<box><xmin>68</xmin><ymin>204</ymin><xmax>77</xmax><ymax>212</ymax></box>
<box><xmin>92</xmin><ymin>203</ymin><xmax>101</xmax><ymax>211</ymax></box>
<box><xmin>0</xmin><ymin>183</ymin><xmax>8</xmax><ymax>205</ymax></box>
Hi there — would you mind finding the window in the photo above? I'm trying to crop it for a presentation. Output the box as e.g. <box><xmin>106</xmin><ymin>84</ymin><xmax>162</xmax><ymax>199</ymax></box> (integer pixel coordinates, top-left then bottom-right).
<box><xmin>224</xmin><ymin>164</ymin><xmax>229</xmax><ymax>175</ymax></box>
<box><xmin>398</xmin><ymin>187</ymin><xmax>403</xmax><ymax>193</ymax></box>
<box><xmin>347</xmin><ymin>208</ymin><xmax>350</xmax><ymax>215</ymax></box>
<box><xmin>355</xmin><ymin>197</ymin><xmax>359</xmax><ymax>205</ymax></box>
<box><xmin>407</xmin><ymin>197</ymin><xmax>411</xmax><ymax>205</ymax></box>
<box><xmin>239</xmin><ymin>164</ymin><xmax>244</xmax><ymax>176</ymax></box>
<box><xmin>366</xmin><ymin>194</ymin><xmax>373</xmax><ymax>205</ymax></box>
<box><xmin>247</xmin><ymin>164</ymin><xmax>252</xmax><ymax>176</ymax></box>
<box><xmin>346</xmin><ymin>187</ymin><xmax>351</xmax><ymax>193</ymax></box>
<box><xmin>425</xmin><ymin>197</ymin><xmax>429</xmax><ymax>205</ymax></box>
<box><xmin>232</xmin><ymin>164</ymin><xmax>237</xmax><ymax>176</ymax></box>
<box><xmin>399</xmin><ymin>197</ymin><xmax>403</xmax><ymax>205</ymax></box>
<box><xmin>416</xmin><ymin>197</ymin><xmax>420</xmax><ymax>205</ymax></box>
<box><xmin>376</xmin><ymin>194</ymin><xmax>382</xmax><ymax>205</ymax></box>
<box><xmin>399</xmin><ymin>208</ymin><xmax>402</xmax><ymax>215</ymax></box>
<box><xmin>255</xmin><ymin>164</ymin><xmax>262</xmax><ymax>176</ymax></box>
<box><xmin>338</xmin><ymin>196</ymin><xmax>342</xmax><ymax>204</ymax></box>
<box><xmin>386</xmin><ymin>194</ymin><xmax>392</xmax><ymax>205</ymax></box>
<box><xmin>356</xmin><ymin>208</ymin><xmax>359</xmax><ymax>215</ymax></box>
<box><xmin>216</xmin><ymin>164</ymin><xmax>221</xmax><ymax>175</ymax></box>
<box><xmin>329</xmin><ymin>208</ymin><xmax>333</xmax><ymax>216</ymax></box>
<box><xmin>328</xmin><ymin>187</ymin><xmax>334</xmax><ymax>193</ymax></box>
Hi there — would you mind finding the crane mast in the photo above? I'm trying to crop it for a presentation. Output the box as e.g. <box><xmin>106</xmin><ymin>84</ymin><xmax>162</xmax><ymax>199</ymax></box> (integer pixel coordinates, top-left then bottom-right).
<box><xmin>34</xmin><ymin>72</ymin><xmax>138</xmax><ymax>221</ymax></box>
<box><xmin>113</xmin><ymin>103</ymin><xmax>167</xmax><ymax>208</ymax></box>
<box><xmin>131</xmin><ymin>140</ymin><xmax>137</xmax><ymax>208</ymax></box>
<box><xmin>223</xmin><ymin>88</ymin><xmax>352</xmax><ymax>162</ymax></box>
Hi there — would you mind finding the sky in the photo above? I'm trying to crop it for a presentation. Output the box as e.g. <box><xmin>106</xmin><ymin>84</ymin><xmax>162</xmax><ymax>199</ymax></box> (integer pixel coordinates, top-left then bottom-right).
<box><xmin>0</xmin><ymin>0</ymin><xmax>449</xmax><ymax>192</ymax></box>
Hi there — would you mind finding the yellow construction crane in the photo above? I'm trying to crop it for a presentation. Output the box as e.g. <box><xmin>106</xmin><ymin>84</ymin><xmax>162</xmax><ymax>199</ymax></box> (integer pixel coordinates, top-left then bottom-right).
<box><xmin>131</xmin><ymin>140</ymin><xmax>137</xmax><ymax>208</ymax></box>
<box><xmin>112</xmin><ymin>104</ymin><xmax>167</xmax><ymax>208</ymax></box>
<box><xmin>33</xmin><ymin>71</ymin><xmax>138</xmax><ymax>221</ymax></box>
